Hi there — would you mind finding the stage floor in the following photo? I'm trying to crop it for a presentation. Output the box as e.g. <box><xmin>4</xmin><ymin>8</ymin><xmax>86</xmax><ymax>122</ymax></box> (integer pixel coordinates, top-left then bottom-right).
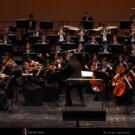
<box><xmin>0</xmin><ymin>90</ymin><xmax>135</xmax><ymax>130</ymax></box>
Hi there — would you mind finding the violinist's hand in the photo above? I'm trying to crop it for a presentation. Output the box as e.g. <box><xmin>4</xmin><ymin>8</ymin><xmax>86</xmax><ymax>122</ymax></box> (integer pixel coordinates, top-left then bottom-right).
<box><xmin>107</xmin><ymin>64</ymin><xmax>112</xmax><ymax>70</ymax></box>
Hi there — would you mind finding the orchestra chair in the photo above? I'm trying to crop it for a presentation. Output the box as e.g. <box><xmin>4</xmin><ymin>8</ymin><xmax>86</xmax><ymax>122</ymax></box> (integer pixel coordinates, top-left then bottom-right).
<box><xmin>22</xmin><ymin>76</ymin><xmax>43</xmax><ymax>106</ymax></box>
<box><xmin>44</xmin><ymin>71</ymin><xmax>63</xmax><ymax>106</ymax></box>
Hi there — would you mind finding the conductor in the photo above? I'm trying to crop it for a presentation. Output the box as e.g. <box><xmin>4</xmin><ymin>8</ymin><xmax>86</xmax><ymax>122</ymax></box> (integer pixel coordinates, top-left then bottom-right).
<box><xmin>60</xmin><ymin>51</ymin><xmax>86</xmax><ymax>107</ymax></box>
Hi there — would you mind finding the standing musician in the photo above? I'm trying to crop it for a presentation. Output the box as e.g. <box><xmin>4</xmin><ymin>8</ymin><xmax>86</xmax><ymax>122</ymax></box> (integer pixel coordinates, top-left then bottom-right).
<box><xmin>78</xmin><ymin>24</ymin><xmax>86</xmax><ymax>42</ymax></box>
<box><xmin>57</xmin><ymin>23</ymin><xmax>65</xmax><ymax>43</ymax></box>
<box><xmin>101</xmin><ymin>23</ymin><xmax>111</xmax><ymax>44</ymax></box>
<box><xmin>130</xmin><ymin>24</ymin><xmax>135</xmax><ymax>43</ymax></box>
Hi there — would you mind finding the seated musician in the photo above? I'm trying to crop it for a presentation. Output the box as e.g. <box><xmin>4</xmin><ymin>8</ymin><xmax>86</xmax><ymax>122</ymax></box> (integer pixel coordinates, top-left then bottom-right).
<box><xmin>23</xmin><ymin>42</ymin><xmax>35</xmax><ymax>54</ymax></box>
<box><xmin>2</xmin><ymin>52</ymin><xmax>17</xmax><ymax>75</ymax></box>
<box><xmin>0</xmin><ymin>34</ymin><xmax>12</xmax><ymax>45</ymax></box>
<box><xmin>130</xmin><ymin>43</ymin><xmax>135</xmax><ymax>56</ymax></box>
<box><xmin>0</xmin><ymin>65</ymin><xmax>9</xmax><ymax>110</ymax></box>
<box><xmin>99</xmin><ymin>42</ymin><xmax>112</xmax><ymax>53</ymax></box>
<box><xmin>84</xmin><ymin>53</ymin><xmax>99</xmax><ymax>71</ymax></box>
<box><xmin>37</xmin><ymin>34</ymin><xmax>49</xmax><ymax>44</ymax></box>
<box><xmin>0</xmin><ymin>65</ymin><xmax>10</xmax><ymax>89</ymax></box>
<box><xmin>63</xmin><ymin>33</ymin><xmax>75</xmax><ymax>44</ymax></box>
<box><xmin>23</xmin><ymin>55</ymin><xmax>42</xmax><ymax>77</ymax></box>
<box><xmin>87</xmin><ymin>34</ymin><xmax>99</xmax><ymax>45</ymax></box>
<box><xmin>84</xmin><ymin>53</ymin><xmax>100</xmax><ymax>94</ymax></box>
<box><xmin>97</xmin><ymin>57</ymin><xmax>113</xmax><ymax>101</ymax></box>
<box><xmin>112</xmin><ymin>54</ymin><xmax>128</xmax><ymax>86</ymax></box>
<box><xmin>111</xmin><ymin>35</ymin><xmax>119</xmax><ymax>45</ymax></box>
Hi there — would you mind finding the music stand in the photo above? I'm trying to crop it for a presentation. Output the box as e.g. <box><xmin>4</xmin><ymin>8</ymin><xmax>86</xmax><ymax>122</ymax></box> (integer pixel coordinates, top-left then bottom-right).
<box><xmin>16</xmin><ymin>19</ymin><xmax>30</xmax><ymax>29</ymax></box>
<box><xmin>34</xmin><ymin>44</ymin><xmax>50</xmax><ymax>53</ymax></box>
<box><xmin>84</xmin><ymin>44</ymin><xmax>101</xmax><ymax>53</ymax></box>
<box><xmin>47</xmin><ymin>35</ymin><xmax>59</xmax><ymax>45</ymax></box>
<box><xmin>109</xmin><ymin>44</ymin><xmax>124</xmax><ymax>54</ymax></box>
<box><xmin>22</xmin><ymin>53</ymin><xmax>37</xmax><ymax>61</ymax></box>
<box><xmin>40</xmin><ymin>21</ymin><xmax>53</xmax><ymax>30</ymax></box>
<box><xmin>117</xmin><ymin>35</ymin><xmax>130</xmax><ymax>44</ymax></box>
<box><xmin>98</xmin><ymin>53</ymin><xmax>113</xmax><ymax>62</ymax></box>
<box><xmin>75</xmin><ymin>52</ymin><xmax>90</xmax><ymax>67</ymax></box>
<box><xmin>81</xmin><ymin>21</ymin><xmax>94</xmax><ymax>30</ymax></box>
<box><xmin>0</xmin><ymin>44</ymin><xmax>13</xmax><ymax>55</ymax></box>
<box><xmin>61</xmin><ymin>43</ymin><xmax>77</xmax><ymax>51</ymax></box>
<box><xmin>120</xmin><ymin>20</ymin><xmax>133</xmax><ymax>30</ymax></box>
<box><xmin>29</xmin><ymin>36</ymin><xmax>40</xmax><ymax>44</ymax></box>
<box><xmin>129</xmin><ymin>55</ymin><xmax>135</xmax><ymax>65</ymax></box>
<box><xmin>93</xmin><ymin>70</ymin><xmax>108</xmax><ymax>84</ymax></box>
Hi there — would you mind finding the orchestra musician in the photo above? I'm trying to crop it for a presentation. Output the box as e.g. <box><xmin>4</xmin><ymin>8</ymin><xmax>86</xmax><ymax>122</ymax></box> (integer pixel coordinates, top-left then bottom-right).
<box><xmin>87</xmin><ymin>34</ymin><xmax>99</xmax><ymax>45</ymax></box>
<box><xmin>37</xmin><ymin>34</ymin><xmax>49</xmax><ymax>44</ymax></box>
<box><xmin>81</xmin><ymin>11</ymin><xmax>94</xmax><ymax>22</ymax></box>
<box><xmin>60</xmin><ymin>51</ymin><xmax>86</xmax><ymax>107</ymax></box>
<box><xmin>111</xmin><ymin>35</ymin><xmax>119</xmax><ymax>45</ymax></box>
<box><xmin>99</xmin><ymin>42</ymin><xmax>112</xmax><ymax>53</ymax></box>
<box><xmin>97</xmin><ymin>57</ymin><xmax>113</xmax><ymax>101</ymax></box>
<box><xmin>101</xmin><ymin>23</ymin><xmax>112</xmax><ymax>44</ymax></box>
<box><xmin>130</xmin><ymin>24</ymin><xmax>135</xmax><ymax>43</ymax></box>
<box><xmin>57</xmin><ymin>23</ymin><xmax>65</xmax><ymax>43</ymax></box>
<box><xmin>0</xmin><ymin>65</ymin><xmax>9</xmax><ymax>110</ymax></box>
<box><xmin>112</xmin><ymin>54</ymin><xmax>128</xmax><ymax>87</ymax></box>
<box><xmin>23</xmin><ymin>42</ymin><xmax>35</xmax><ymax>54</ymax></box>
<box><xmin>0</xmin><ymin>34</ymin><xmax>12</xmax><ymax>45</ymax></box>
<box><xmin>1</xmin><ymin>52</ymin><xmax>17</xmax><ymax>75</ymax></box>
<box><xmin>63</xmin><ymin>33</ymin><xmax>75</xmax><ymax>44</ymax></box>
<box><xmin>78</xmin><ymin>24</ymin><xmax>86</xmax><ymax>42</ymax></box>
<box><xmin>130</xmin><ymin>43</ymin><xmax>135</xmax><ymax>55</ymax></box>
<box><xmin>23</xmin><ymin>55</ymin><xmax>42</xmax><ymax>77</ymax></box>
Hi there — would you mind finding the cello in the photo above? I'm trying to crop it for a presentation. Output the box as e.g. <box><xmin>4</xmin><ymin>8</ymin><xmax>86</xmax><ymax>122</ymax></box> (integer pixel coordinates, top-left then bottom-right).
<box><xmin>89</xmin><ymin>62</ymin><xmax>105</xmax><ymax>92</ymax></box>
<box><xmin>113</xmin><ymin>66</ymin><xmax>133</xmax><ymax>97</ymax></box>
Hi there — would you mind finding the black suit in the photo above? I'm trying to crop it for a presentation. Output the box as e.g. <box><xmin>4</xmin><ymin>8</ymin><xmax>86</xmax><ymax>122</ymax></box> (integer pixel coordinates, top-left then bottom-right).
<box><xmin>60</xmin><ymin>57</ymin><xmax>85</xmax><ymax>106</ymax></box>
<box><xmin>82</xmin><ymin>16</ymin><xmax>94</xmax><ymax>22</ymax></box>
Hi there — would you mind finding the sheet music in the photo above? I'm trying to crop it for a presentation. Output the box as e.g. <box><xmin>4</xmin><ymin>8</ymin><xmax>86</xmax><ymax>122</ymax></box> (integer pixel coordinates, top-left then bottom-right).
<box><xmin>81</xmin><ymin>70</ymin><xmax>93</xmax><ymax>77</ymax></box>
